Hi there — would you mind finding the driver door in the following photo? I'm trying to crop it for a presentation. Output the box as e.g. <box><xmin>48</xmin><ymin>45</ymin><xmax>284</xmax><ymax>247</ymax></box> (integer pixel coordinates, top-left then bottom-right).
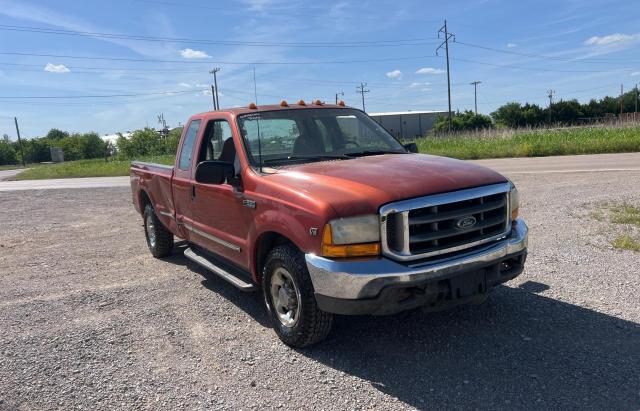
<box><xmin>189</xmin><ymin>118</ymin><xmax>252</xmax><ymax>269</ymax></box>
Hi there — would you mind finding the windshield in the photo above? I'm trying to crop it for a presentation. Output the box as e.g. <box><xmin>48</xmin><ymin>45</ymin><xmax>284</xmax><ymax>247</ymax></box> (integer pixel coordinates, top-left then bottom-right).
<box><xmin>237</xmin><ymin>108</ymin><xmax>406</xmax><ymax>167</ymax></box>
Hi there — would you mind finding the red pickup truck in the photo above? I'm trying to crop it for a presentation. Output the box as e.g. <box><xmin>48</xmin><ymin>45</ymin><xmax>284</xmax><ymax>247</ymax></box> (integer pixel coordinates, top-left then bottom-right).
<box><xmin>130</xmin><ymin>101</ymin><xmax>528</xmax><ymax>347</ymax></box>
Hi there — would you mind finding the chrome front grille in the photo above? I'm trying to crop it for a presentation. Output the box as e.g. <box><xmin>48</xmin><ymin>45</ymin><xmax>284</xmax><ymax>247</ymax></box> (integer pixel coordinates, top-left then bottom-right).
<box><xmin>380</xmin><ymin>183</ymin><xmax>512</xmax><ymax>261</ymax></box>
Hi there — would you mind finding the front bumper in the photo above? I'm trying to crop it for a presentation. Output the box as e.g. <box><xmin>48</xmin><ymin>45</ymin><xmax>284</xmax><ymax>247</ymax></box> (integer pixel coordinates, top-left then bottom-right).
<box><xmin>305</xmin><ymin>218</ymin><xmax>528</xmax><ymax>315</ymax></box>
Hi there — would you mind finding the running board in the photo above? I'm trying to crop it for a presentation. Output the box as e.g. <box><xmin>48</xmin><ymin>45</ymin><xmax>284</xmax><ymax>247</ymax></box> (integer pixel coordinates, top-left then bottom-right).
<box><xmin>183</xmin><ymin>247</ymin><xmax>256</xmax><ymax>292</ymax></box>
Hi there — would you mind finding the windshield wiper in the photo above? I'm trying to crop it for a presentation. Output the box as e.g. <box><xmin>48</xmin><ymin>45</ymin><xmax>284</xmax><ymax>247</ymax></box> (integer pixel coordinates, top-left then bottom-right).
<box><xmin>263</xmin><ymin>154</ymin><xmax>350</xmax><ymax>165</ymax></box>
<box><xmin>344</xmin><ymin>150</ymin><xmax>406</xmax><ymax>158</ymax></box>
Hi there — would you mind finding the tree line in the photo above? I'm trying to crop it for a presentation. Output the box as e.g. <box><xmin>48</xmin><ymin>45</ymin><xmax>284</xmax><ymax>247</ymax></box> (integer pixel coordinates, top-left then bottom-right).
<box><xmin>433</xmin><ymin>89</ymin><xmax>639</xmax><ymax>133</ymax></box>
<box><xmin>0</xmin><ymin>127</ymin><xmax>183</xmax><ymax>166</ymax></box>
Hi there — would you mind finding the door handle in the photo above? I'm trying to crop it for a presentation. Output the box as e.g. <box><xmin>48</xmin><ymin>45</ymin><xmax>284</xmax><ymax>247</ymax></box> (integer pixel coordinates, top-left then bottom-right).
<box><xmin>191</xmin><ymin>185</ymin><xmax>196</xmax><ymax>200</ymax></box>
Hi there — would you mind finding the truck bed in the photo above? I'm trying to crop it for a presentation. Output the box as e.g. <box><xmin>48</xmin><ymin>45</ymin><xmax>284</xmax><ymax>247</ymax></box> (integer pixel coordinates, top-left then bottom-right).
<box><xmin>130</xmin><ymin>161</ymin><xmax>175</xmax><ymax>222</ymax></box>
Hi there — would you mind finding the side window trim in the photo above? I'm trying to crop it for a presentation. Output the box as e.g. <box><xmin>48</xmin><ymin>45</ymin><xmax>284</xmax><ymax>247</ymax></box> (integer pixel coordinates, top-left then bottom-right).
<box><xmin>178</xmin><ymin>119</ymin><xmax>202</xmax><ymax>171</ymax></box>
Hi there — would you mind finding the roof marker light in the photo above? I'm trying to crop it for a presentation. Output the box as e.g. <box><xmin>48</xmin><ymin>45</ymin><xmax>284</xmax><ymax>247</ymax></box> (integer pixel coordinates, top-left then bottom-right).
<box><xmin>248</xmin><ymin>102</ymin><xmax>257</xmax><ymax>109</ymax></box>
<box><xmin>297</xmin><ymin>99</ymin><xmax>306</xmax><ymax>106</ymax></box>
<box><xmin>313</xmin><ymin>99</ymin><xmax>323</xmax><ymax>105</ymax></box>
<box><xmin>338</xmin><ymin>100</ymin><xmax>346</xmax><ymax>107</ymax></box>
<box><xmin>280</xmin><ymin>100</ymin><xmax>288</xmax><ymax>107</ymax></box>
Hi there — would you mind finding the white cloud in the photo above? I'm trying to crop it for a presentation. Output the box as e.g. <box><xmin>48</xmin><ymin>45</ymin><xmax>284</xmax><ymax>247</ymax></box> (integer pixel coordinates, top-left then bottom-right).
<box><xmin>386</xmin><ymin>69</ymin><xmax>402</xmax><ymax>79</ymax></box>
<box><xmin>180</xmin><ymin>48</ymin><xmax>210</xmax><ymax>59</ymax></box>
<box><xmin>195</xmin><ymin>83</ymin><xmax>209</xmax><ymax>88</ymax></box>
<box><xmin>631</xmin><ymin>71</ymin><xmax>640</xmax><ymax>76</ymax></box>
<box><xmin>584</xmin><ymin>33</ymin><xmax>639</xmax><ymax>46</ymax></box>
<box><xmin>44</xmin><ymin>63</ymin><xmax>70</xmax><ymax>73</ymax></box>
<box><xmin>506</xmin><ymin>42</ymin><xmax>517</xmax><ymax>48</ymax></box>
<box><xmin>416</xmin><ymin>67</ymin><xmax>445</xmax><ymax>75</ymax></box>
<box><xmin>243</xmin><ymin>0</ymin><xmax>274</xmax><ymax>11</ymax></box>
<box><xmin>178</xmin><ymin>82</ymin><xmax>192</xmax><ymax>88</ymax></box>
<box><xmin>409</xmin><ymin>82</ymin><xmax>430</xmax><ymax>88</ymax></box>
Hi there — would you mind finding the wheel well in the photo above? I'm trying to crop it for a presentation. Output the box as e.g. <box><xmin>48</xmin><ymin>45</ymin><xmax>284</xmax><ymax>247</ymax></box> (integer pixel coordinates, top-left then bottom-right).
<box><xmin>139</xmin><ymin>190</ymin><xmax>151</xmax><ymax>212</ymax></box>
<box><xmin>255</xmin><ymin>232</ymin><xmax>293</xmax><ymax>283</ymax></box>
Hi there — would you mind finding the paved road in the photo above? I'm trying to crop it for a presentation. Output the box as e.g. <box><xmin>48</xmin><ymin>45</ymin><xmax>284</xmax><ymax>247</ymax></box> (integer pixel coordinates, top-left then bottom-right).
<box><xmin>473</xmin><ymin>152</ymin><xmax>640</xmax><ymax>174</ymax></box>
<box><xmin>0</xmin><ymin>153</ymin><xmax>638</xmax><ymax>191</ymax></box>
<box><xmin>0</xmin><ymin>168</ymin><xmax>27</xmax><ymax>181</ymax></box>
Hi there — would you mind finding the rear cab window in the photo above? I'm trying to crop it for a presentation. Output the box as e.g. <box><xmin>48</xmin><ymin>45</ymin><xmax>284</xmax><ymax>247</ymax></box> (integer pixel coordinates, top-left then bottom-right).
<box><xmin>178</xmin><ymin>119</ymin><xmax>202</xmax><ymax>170</ymax></box>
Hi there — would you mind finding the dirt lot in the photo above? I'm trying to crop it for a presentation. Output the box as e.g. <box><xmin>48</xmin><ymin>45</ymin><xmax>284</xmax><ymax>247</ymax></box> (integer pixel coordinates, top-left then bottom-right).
<box><xmin>1</xmin><ymin>171</ymin><xmax>639</xmax><ymax>410</ymax></box>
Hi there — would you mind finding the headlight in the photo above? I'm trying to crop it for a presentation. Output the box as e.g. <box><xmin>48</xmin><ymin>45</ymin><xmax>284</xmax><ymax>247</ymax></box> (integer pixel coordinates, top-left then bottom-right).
<box><xmin>509</xmin><ymin>183</ymin><xmax>519</xmax><ymax>220</ymax></box>
<box><xmin>322</xmin><ymin>215</ymin><xmax>380</xmax><ymax>258</ymax></box>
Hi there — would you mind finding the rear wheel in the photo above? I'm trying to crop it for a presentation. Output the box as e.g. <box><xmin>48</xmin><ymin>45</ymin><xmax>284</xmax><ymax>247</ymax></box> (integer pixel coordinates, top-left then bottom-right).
<box><xmin>143</xmin><ymin>203</ymin><xmax>174</xmax><ymax>258</ymax></box>
<box><xmin>263</xmin><ymin>244</ymin><xmax>333</xmax><ymax>347</ymax></box>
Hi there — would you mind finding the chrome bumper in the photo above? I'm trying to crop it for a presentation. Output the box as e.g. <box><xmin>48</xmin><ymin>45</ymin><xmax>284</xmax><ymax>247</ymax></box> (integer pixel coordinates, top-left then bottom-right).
<box><xmin>306</xmin><ymin>218</ymin><xmax>528</xmax><ymax>300</ymax></box>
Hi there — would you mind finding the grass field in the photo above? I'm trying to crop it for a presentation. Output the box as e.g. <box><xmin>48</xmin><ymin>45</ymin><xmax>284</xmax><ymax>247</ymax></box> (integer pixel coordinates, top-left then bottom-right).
<box><xmin>12</xmin><ymin>156</ymin><xmax>175</xmax><ymax>180</ymax></box>
<box><xmin>416</xmin><ymin>124</ymin><xmax>640</xmax><ymax>160</ymax></box>
<box><xmin>0</xmin><ymin>164</ymin><xmax>26</xmax><ymax>171</ymax></box>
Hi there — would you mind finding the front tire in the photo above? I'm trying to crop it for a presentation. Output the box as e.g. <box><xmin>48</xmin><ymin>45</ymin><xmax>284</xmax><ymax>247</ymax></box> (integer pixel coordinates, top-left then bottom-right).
<box><xmin>143</xmin><ymin>203</ymin><xmax>174</xmax><ymax>258</ymax></box>
<box><xmin>263</xmin><ymin>244</ymin><xmax>333</xmax><ymax>347</ymax></box>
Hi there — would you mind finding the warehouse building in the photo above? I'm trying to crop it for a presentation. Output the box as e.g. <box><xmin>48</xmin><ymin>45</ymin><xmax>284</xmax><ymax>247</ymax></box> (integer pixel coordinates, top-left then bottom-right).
<box><xmin>369</xmin><ymin>110</ymin><xmax>450</xmax><ymax>140</ymax></box>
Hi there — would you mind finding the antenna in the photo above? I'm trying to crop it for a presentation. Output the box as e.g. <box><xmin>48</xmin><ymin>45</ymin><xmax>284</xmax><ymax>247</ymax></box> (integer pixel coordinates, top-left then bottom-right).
<box><xmin>253</xmin><ymin>67</ymin><xmax>263</xmax><ymax>173</ymax></box>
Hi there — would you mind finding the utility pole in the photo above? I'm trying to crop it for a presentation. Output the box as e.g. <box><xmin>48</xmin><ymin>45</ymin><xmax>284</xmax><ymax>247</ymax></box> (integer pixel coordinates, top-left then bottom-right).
<box><xmin>209</xmin><ymin>67</ymin><xmax>221</xmax><ymax>110</ymax></box>
<box><xmin>335</xmin><ymin>91</ymin><xmax>344</xmax><ymax>105</ymax></box>
<box><xmin>635</xmin><ymin>83</ymin><xmax>638</xmax><ymax>114</ymax></box>
<box><xmin>436</xmin><ymin>20</ymin><xmax>455</xmax><ymax>131</ymax></box>
<box><xmin>620</xmin><ymin>84</ymin><xmax>624</xmax><ymax>116</ymax></box>
<box><xmin>356</xmin><ymin>82</ymin><xmax>369</xmax><ymax>112</ymax></box>
<box><xmin>470</xmin><ymin>81</ymin><xmax>481</xmax><ymax>115</ymax></box>
<box><xmin>14</xmin><ymin>117</ymin><xmax>26</xmax><ymax>167</ymax></box>
<box><xmin>210</xmin><ymin>85</ymin><xmax>217</xmax><ymax>110</ymax></box>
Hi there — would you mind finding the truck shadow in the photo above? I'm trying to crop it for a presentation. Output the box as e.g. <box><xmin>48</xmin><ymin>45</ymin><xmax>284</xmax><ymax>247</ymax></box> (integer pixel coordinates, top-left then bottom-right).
<box><xmin>164</xmin><ymin>248</ymin><xmax>639</xmax><ymax>409</ymax></box>
<box><xmin>300</xmin><ymin>286</ymin><xmax>640</xmax><ymax>410</ymax></box>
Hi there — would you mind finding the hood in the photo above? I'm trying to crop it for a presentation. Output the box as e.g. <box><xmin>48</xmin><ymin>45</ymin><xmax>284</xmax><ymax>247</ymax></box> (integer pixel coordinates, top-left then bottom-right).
<box><xmin>263</xmin><ymin>153</ymin><xmax>507</xmax><ymax>216</ymax></box>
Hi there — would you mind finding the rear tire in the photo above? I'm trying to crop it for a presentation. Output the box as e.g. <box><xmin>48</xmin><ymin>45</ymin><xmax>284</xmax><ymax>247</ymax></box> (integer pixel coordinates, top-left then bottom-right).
<box><xmin>263</xmin><ymin>244</ymin><xmax>333</xmax><ymax>347</ymax></box>
<box><xmin>143</xmin><ymin>203</ymin><xmax>174</xmax><ymax>258</ymax></box>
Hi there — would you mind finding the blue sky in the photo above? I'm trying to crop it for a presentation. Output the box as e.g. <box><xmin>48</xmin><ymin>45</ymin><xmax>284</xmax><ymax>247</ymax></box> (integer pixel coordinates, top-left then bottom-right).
<box><xmin>0</xmin><ymin>0</ymin><xmax>639</xmax><ymax>138</ymax></box>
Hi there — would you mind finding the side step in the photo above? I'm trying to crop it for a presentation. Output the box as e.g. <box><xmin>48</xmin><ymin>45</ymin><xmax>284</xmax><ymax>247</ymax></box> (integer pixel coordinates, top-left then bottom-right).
<box><xmin>183</xmin><ymin>247</ymin><xmax>256</xmax><ymax>292</ymax></box>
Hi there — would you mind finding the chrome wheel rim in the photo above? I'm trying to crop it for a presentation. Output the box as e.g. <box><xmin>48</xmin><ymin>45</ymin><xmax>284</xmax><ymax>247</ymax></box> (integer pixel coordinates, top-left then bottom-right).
<box><xmin>146</xmin><ymin>215</ymin><xmax>156</xmax><ymax>248</ymax></box>
<box><xmin>270</xmin><ymin>267</ymin><xmax>301</xmax><ymax>328</ymax></box>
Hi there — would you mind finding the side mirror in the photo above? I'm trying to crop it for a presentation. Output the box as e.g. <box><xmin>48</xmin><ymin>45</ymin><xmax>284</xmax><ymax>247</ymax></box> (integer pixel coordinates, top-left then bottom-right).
<box><xmin>404</xmin><ymin>142</ymin><xmax>419</xmax><ymax>153</ymax></box>
<box><xmin>195</xmin><ymin>161</ymin><xmax>234</xmax><ymax>185</ymax></box>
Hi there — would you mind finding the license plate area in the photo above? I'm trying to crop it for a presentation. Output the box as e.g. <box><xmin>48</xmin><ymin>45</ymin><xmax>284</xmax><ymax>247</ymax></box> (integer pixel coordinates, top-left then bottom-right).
<box><xmin>449</xmin><ymin>270</ymin><xmax>487</xmax><ymax>299</ymax></box>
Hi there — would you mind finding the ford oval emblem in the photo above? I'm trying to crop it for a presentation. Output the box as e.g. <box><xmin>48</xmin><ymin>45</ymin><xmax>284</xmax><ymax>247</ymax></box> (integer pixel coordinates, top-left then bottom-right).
<box><xmin>455</xmin><ymin>216</ymin><xmax>477</xmax><ymax>230</ymax></box>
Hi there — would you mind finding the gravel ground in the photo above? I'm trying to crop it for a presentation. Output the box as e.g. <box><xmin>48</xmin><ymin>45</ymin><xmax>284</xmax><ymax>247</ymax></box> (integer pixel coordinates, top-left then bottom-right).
<box><xmin>1</xmin><ymin>171</ymin><xmax>639</xmax><ymax>410</ymax></box>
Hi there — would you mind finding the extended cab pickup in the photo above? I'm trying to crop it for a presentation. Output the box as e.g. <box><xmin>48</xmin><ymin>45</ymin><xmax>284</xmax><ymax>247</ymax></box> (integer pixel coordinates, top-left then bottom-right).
<box><xmin>130</xmin><ymin>102</ymin><xmax>528</xmax><ymax>347</ymax></box>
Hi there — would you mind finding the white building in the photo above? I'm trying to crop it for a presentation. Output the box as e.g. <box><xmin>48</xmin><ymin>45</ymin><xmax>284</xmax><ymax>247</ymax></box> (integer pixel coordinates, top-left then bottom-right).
<box><xmin>369</xmin><ymin>110</ymin><xmax>450</xmax><ymax>139</ymax></box>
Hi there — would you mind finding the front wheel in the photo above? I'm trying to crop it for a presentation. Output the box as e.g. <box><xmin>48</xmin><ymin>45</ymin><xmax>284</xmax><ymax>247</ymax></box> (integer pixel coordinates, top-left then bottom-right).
<box><xmin>143</xmin><ymin>203</ymin><xmax>174</xmax><ymax>258</ymax></box>
<box><xmin>263</xmin><ymin>244</ymin><xmax>333</xmax><ymax>347</ymax></box>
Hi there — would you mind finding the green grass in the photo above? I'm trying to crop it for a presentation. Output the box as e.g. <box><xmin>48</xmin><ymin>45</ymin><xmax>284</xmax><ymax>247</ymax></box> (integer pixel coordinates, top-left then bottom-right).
<box><xmin>0</xmin><ymin>164</ymin><xmax>27</xmax><ymax>171</ymax></box>
<box><xmin>608</xmin><ymin>203</ymin><xmax>640</xmax><ymax>227</ymax></box>
<box><xmin>416</xmin><ymin>125</ymin><xmax>640</xmax><ymax>160</ymax></box>
<box><xmin>588</xmin><ymin>202</ymin><xmax>640</xmax><ymax>252</ymax></box>
<box><xmin>12</xmin><ymin>155</ymin><xmax>175</xmax><ymax>180</ymax></box>
<box><xmin>612</xmin><ymin>234</ymin><xmax>640</xmax><ymax>252</ymax></box>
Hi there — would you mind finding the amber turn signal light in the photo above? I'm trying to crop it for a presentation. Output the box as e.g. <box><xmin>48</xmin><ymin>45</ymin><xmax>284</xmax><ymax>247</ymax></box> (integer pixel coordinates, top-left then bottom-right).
<box><xmin>511</xmin><ymin>207</ymin><xmax>519</xmax><ymax>220</ymax></box>
<box><xmin>321</xmin><ymin>225</ymin><xmax>380</xmax><ymax>258</ymax></box>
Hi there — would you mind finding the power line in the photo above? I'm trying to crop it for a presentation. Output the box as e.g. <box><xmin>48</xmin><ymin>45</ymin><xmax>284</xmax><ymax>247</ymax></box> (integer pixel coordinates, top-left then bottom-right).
<box><xmin>0</xmin><ymin>51</ymin><xmax>439</xmax><ymax>65</ymax></box>
<box><xmin>455</xmin><ymin>40</ymin><xmax>640</xmax><ymax>64</ymax></box>
<box><xmin>450</xmin><ymin>56</ymin><xmax>631</xmax><ymax>74</ymax></box>
<box><xmin>0</xmin><ymin>89</ymin><xmax>203</xmax><ymax>99</ymax></box>
<box><xmin>0</xmin><ymin>24</ymin><xmax>439</xmax><ymax>48</ymax></box>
